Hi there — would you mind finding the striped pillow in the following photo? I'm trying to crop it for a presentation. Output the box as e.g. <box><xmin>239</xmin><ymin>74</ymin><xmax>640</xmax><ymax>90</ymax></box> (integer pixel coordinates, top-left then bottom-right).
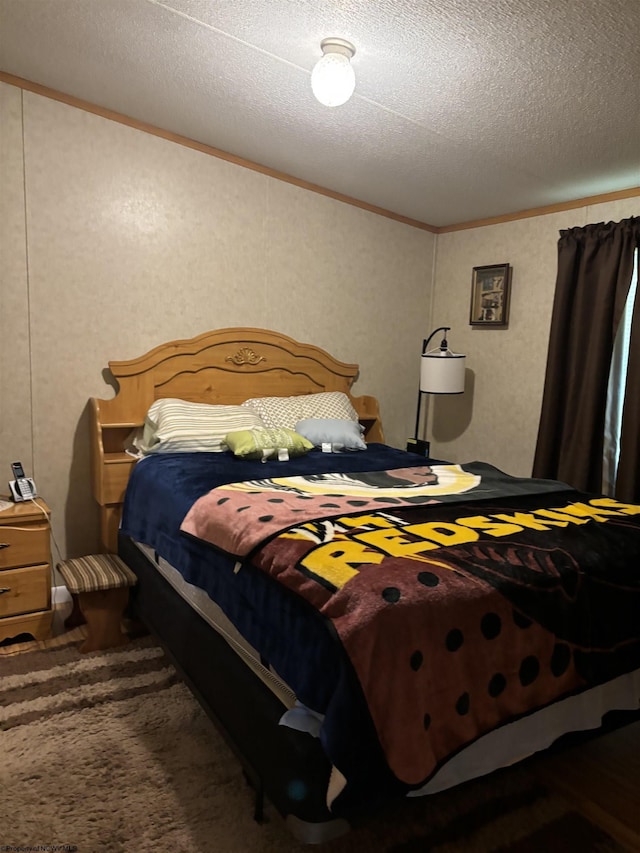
<box><xmin>134</xmin><ymin>398</ymin><xmax>266</xmax><ymax>454</ymax></box>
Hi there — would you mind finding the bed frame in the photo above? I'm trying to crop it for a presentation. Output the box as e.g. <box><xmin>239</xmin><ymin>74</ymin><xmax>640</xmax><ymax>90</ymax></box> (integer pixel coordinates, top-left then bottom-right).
<box><xmin>90</xmin><ymin>327</ymin><xmax>383</xmax><ymax>553</ymax></box>
<box><xmin>90</xmin><ymin>328</ymin><xmax>640</xmax><ymax>844</ymax></box>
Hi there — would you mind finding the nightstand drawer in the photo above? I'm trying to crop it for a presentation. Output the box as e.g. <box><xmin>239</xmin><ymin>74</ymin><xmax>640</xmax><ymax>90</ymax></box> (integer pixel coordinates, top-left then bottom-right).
<box><xmin>0</xmin><ymin>523</ymin><xmax>50</xmax><ymax>569</ymax></box>
<box><xmin>0</xmin><ymin>563</ymin><xmax>50</xmax><ymax>617</ymax></box>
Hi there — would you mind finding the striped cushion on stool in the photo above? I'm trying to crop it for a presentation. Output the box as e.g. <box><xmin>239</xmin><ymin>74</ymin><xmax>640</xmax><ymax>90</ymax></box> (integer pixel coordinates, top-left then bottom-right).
<box><xmin>57</xmin><ymin>554</ymin><xmax>137</xmax><ymax>594</ymax></box>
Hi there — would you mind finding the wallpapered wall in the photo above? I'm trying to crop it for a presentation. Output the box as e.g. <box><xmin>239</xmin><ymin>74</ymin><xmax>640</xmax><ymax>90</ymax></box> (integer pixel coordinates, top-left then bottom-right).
<box><xmin>1</xmin><ymin>79</ymin><xmax>638</xmax><ymax>560</ymax></box>
<box><xmin>0</xmin><ymin>82</ymin><xmax>435</xmax><ymax>558</ymax></box>
<box><xmin>429</xmin><ymin>195</ymin><xmax>639</xmax><ymax>473</ymax></box>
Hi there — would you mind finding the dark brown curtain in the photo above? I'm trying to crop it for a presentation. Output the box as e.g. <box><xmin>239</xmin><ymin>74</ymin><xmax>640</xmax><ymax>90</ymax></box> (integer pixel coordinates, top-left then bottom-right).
<box><xmin>532</xmin><ymin>217</ymin><xmax>640</xmax><ymax>500</ymax></box>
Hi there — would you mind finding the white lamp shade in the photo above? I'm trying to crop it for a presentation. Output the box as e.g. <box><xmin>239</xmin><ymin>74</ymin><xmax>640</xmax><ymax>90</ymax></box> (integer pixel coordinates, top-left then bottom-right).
<box><xmin>420</xmin><ymin>352</ymin><xmax>466</xmax><ymax>394</ymax></box>
<box><xmin>311</xmin><ymin>52</ymin><xmax>356</xmax><ymax>107</ymax></box>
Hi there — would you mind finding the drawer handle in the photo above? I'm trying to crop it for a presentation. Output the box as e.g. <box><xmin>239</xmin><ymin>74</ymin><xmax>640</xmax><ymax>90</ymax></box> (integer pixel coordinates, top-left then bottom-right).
<box><xmin>0</xmin><ymin>543</ymin><xmax>9</xmax><ymax>549</ymax></box>
<box><xmin>0</xmin><ymin>587</ymin><xmax>11</xmax><ymax>595</ymax></box>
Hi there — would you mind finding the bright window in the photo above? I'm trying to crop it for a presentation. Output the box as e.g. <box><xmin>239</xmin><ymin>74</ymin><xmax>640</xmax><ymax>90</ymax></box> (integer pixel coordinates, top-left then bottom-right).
<box><xmin>603</xmin><ymin>248</ymin><xmax>638</xmax><ymax>493</ymax></box>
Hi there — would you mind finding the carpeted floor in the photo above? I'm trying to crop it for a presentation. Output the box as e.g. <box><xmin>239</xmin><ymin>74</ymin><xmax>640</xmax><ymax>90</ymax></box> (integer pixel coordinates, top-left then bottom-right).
<box><xmin>0</xmin><ymin>630</ymin><xmax>627</xmax><ymax>853</ymax></box>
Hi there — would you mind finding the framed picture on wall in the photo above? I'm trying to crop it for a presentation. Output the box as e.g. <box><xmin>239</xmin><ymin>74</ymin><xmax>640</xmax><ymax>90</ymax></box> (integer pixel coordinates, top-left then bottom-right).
<box><xmin>469</xmin><ymin>263</ymin><xmax>511</xmax><ymax>326</ymax></box>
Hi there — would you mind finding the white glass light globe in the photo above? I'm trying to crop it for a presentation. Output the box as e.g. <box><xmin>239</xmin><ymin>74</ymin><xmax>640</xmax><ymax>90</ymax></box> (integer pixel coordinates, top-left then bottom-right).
<box><xmin>311</xmin><ymin>52</ymin><xmax>356</xmax><ymax>107</ymax></box>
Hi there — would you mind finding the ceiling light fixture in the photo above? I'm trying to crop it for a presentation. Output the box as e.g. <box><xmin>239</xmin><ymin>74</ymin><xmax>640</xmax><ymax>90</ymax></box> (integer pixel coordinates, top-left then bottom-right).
<box><xmin>311</xmin><ymin>37</ymin><xmax>356</xmax><ymax>107</ymax></box>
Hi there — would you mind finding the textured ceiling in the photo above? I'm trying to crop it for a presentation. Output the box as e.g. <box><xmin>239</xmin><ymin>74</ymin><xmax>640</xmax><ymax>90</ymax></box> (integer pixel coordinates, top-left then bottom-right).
<box><xmin>1</xmin><ymin>0</ymin><xmax>639</xmax><ymax>227</ymax></box>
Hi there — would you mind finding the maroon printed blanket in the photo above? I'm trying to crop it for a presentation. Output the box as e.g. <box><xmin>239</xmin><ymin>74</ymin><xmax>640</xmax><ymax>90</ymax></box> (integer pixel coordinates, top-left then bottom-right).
<box><xmin>181</xmin><ymin>461</ymin><xmax>640</xmax><ymax>803</ymax></box>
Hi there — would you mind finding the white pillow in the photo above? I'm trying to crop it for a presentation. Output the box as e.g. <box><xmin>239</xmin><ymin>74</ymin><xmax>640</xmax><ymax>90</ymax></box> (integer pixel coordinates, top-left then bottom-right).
<box><xmin>134</xmin><ymin>398</ymin><xmax>266</xmax><ymax>454</ymax></box>
<box><xmin>242</xmin><ymin>391</ymin><xmax>359</xmax><ymax>431</ymax></box>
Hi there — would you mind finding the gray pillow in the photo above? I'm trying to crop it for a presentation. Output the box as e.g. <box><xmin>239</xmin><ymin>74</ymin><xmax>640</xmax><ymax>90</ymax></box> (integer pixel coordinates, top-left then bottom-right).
<box><xmin>295</xmin><ymin>418</ymin><xmax>367</xmax><ymax>452</ymax></box>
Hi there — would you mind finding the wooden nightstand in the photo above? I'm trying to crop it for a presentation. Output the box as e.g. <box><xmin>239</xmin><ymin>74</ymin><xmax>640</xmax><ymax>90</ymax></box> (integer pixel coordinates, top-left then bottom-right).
<box><xmin>0</xmin><ymin>497</ymin><xmax>53</xmax><ymax>643</ymax></box>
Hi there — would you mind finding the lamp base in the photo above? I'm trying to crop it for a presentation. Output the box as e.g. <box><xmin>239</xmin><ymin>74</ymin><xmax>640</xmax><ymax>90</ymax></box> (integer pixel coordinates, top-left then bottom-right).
<box><xmin>406</xmin><ymin>438</ymin><xmax>431</xmax><ymax>457</ymax></box>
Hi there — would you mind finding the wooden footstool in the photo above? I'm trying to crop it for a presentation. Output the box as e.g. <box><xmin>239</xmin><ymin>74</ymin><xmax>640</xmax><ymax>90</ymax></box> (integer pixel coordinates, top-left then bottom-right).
<box><xmin>57</xmin><ymin>554</ymin><xmax>137</xmax><ymax>653</ymax></box>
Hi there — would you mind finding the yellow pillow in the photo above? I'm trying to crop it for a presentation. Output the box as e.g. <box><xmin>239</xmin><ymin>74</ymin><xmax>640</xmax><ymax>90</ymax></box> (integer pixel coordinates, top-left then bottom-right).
<box><xmin>225</xmin><ymin>428</ymin><xmax>313</xmax><ymax>460</ymax></box>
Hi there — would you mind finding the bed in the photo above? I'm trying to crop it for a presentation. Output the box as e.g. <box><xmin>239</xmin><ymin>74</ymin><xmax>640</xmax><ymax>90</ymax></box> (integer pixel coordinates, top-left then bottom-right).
<box><xmin>90</xmin><ymin>327</ymin><xmax>640</xmax><ymax>843</ymax></box>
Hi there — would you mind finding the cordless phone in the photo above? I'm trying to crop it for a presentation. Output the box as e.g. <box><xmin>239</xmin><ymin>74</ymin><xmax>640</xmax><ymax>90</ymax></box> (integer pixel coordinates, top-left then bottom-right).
<box><xmin>9</xmin><ymin>461</ymin><xmax>37</xmax><ymax>502</ymax></box>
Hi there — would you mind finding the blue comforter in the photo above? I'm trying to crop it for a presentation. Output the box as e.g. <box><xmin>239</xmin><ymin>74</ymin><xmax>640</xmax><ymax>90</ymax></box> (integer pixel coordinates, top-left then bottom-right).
<box><xmin>120</xmin><ymin>444</ymin><xmax>432</xmax><ymax>716</ymax></box>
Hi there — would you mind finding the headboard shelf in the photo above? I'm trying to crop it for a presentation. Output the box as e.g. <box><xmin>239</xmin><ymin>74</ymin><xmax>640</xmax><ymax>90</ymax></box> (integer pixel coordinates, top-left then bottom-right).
<box><xmin>91</xmin><ymin>328</ymin><xmax>384</xmax><ymax>552</ymax></box>
<box><xmin>102</xmin><ymin>422</ymin><xmax>140</xmax><ymax>429</ymax></box>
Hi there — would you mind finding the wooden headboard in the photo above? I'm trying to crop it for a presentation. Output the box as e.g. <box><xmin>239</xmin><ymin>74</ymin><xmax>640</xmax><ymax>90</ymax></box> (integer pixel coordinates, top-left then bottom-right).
<box><xmin>90</xmin><ymin>327</ymin><xmax>384</xmax><ymax>552</ymax></box>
